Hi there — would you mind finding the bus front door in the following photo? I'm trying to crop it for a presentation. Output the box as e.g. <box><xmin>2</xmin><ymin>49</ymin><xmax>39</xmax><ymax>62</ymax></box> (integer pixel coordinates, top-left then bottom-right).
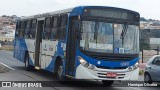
<box><xmin>66</xmin><ymin>16</ymin><xmax>78</xmax><ymax>76</ymax></box>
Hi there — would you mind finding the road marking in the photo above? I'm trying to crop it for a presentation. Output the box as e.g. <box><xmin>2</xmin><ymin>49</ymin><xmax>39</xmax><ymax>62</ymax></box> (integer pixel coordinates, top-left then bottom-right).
<box><xmin>0</xmin><ymin>62</ymin><xmax>15</xmax><ymax>70</ymax></box>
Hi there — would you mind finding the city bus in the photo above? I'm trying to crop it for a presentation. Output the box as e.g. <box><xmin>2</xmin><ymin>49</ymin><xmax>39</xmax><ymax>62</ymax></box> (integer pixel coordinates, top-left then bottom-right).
<box><xmin>13</xmin><ymin>6</ymin><xmax>140</xmax><ymax>86</ymax></box>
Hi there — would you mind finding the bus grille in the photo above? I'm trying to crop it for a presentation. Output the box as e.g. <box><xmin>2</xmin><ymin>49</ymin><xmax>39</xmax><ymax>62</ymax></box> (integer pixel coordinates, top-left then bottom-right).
<box><xmin>96</xmin><ymin>66</ymin><xmax>128</xmax><ymax>69</ymax></box>
<box><xmin>81</xmin><ymin>50</ymin><xmax>138</xmax><ymax>61</ymax></box>
<box><xmin>90</xmin><ymin>55</ymin><xmax>135</xmax><ymax>61</ymax></box>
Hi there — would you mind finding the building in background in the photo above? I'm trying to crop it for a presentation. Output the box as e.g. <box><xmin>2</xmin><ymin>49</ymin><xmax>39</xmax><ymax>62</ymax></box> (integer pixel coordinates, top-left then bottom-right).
<box><xmin>140</xmin><ymin>20</ymin><xmax>160</xmax><ymax>30</ymax></box>
<box><xmin>0</xmin><ymin>16</ymin><xmax>16</xmax><ymax>43</ymax></box>
<box><xmin>0</xmin><ymin>30</ymin><xmax>15</xmax><ymax>41</ymax></box>
<box><xmin>150</xmin><ymin>38</ymin><xmax>160</xmax><ymax>50</ymax></box>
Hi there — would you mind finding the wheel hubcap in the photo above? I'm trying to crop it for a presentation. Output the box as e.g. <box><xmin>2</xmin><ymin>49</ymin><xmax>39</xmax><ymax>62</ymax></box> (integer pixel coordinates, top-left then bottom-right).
<box><xmin>145</xmin><ymin>75</ymin><xmax>149</xmax><ymax>82</ymax></box>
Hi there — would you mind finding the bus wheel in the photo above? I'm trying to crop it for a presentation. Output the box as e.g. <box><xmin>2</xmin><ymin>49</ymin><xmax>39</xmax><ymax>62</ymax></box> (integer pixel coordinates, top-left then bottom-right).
<box><xmin>25</xmin><ymin>54</ymin><xmax>32</xmax><ymax>71</ymax></box>
<box><xmin>57</xmin><ymin>62</ymin><xmax>65</xmax><ymax>81</ymax></box>
<box><xmin>102</xmin><ymin>80</ymin><xmax>114</xmax><ymax>86</ymax></box>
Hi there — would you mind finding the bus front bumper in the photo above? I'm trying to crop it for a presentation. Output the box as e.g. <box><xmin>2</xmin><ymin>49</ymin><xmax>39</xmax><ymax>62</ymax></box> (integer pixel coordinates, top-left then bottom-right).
<box><xmin>75</xmin><ymin>65</ymin><xmax>139</xmax><ymax>81</ymax></box>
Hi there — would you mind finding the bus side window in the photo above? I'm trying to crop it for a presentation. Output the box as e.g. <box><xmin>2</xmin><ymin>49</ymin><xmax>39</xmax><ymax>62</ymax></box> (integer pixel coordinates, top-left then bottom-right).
<box><xmin>50</xmin><ymin>16</ymin><xmax>59</xmax><ymax>40</ymax></box>
<box><xmin>30</xmin><ymin>20</ymin><xmax>37</xmax><ymax>39</ymax></box>
<box><xmin>44</xmin><ymin>17</ymin><xmax>51</xmax><ymax>40</ymax></box>
<box><xmin>15</xmin><ymin>21</ymin><xmax>20</xmax><ymax>37</ymax></box>
<box><xmin>19</xmin><ymin>21</ymin><xmax>26</xmax><ymax>38</ymax></box>
<box><xmin>24</xmin><ymin>21</ymin><xmax>30</xmax><ymax>38</ymax></box>
<box><xmin>59</xmin><ymin>14</ymin><xmax>68</xmax><ymax>40</ymax></box>
<box><xmin>18</xmin><ymin>22</ymin><xmax>22</xmax><ymax>37</ymax></box>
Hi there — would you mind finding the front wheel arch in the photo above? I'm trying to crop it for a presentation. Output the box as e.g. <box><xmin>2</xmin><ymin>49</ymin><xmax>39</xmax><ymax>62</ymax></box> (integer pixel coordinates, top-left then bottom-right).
<box><xmin>54</xmin><ymin>56</ymin><xmax>63</xmax><ymax>74</ymax></box>
<box><xmin>54</xmin><ymin>56</ymin><xmax>65</xmax><ymax>81</ymax></box>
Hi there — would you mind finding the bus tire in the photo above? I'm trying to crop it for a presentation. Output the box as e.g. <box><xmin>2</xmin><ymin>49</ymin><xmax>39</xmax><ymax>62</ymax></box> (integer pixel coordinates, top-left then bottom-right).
<box><xmin>102</xmin><ymin>80</ymin><xmax>114</xmax><ymax>86</ymax></box>
<box><xmin>25</xmin><ymin>53</ymin><xmax>32</xmax><ymax>71</ymax></box>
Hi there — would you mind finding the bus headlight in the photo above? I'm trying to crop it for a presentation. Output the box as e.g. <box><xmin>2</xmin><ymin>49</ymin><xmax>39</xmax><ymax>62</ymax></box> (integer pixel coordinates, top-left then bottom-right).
<box><xmin>78</xmin><ymin>56</ymin><xmax>89</xmax><ymax>67</ymax></box>
<box><xmin>88</xmin><ymin>64</ymin><xmax>95</xmax><ymax>70</ymax></box>
<box><xmin>133</xmin><ymin>62</ymin><xmax>139</xmax><ymax>70</ymax></box>
<box><xmin>128</xmin><ymin>62</ymin><xmax>139</xmax><ymax>71</ymax></box>
<box><xmin>78</xmin><ymin>56</ymin><xmax>95</xmax><ymax>70</ymax></box>
<box><xmin>128</xmin><ymin>67</ymin><xmax>132</xmax><ymax>71</ymax></box>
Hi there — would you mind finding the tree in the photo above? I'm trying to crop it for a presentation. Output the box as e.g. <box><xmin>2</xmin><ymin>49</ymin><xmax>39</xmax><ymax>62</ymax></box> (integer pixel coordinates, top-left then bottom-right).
<box><xmin>140</xmin><ymin>39</ymin><xmax>150</xmax><ymax>50</ymax></box>
<box><xmin>140</xmin><ymin>17</ymin><xmax>147</xmax><ymax>21</ymax></box>
<box><xmin>2</xmin><ymin>15</ymin><xmax>7</xmax><ymax>17</ymax></box>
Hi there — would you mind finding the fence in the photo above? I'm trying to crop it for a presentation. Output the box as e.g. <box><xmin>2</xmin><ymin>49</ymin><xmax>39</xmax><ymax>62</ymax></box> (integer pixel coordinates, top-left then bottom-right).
<box><xmin>139</xmin><ymin>50</ymin><xmax>158</xmax><ymax>63</ymax></box>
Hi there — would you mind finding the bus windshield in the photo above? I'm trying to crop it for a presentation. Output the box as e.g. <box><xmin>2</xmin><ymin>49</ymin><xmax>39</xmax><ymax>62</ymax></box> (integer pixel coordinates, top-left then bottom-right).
<box><xmin>80</xmin><ymin>21</ymin><xmax>139</xmax><ymax>54</ymax></box>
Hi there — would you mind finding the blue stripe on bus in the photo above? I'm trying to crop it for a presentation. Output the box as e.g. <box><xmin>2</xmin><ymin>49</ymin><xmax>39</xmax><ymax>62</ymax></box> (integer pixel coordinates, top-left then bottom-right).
<box><xmin>14</xmin><ymin>38</ymin><xmax>35</xmax><ymax>66</ymax></box>
<box><xmin>29</xmin><ymin>56</ymin><xmax>34</xmax><ymax>66</ymax></box>
<box><xmin>77</xmin><ymin>50</ymin><xmax>139</xmax><ymax>68</ymax></box>
<box><xmin>14</xmin><ymin>38</ymin><xmax>27</xmax><ymax>62</ymax></box>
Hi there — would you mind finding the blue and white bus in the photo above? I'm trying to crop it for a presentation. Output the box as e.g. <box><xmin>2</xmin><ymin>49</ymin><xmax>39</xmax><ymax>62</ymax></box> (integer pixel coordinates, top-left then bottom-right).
<box><xmin>13</xmin><ymin>6</ymin><xmax>140</xmax><ymax>86</ymax></box>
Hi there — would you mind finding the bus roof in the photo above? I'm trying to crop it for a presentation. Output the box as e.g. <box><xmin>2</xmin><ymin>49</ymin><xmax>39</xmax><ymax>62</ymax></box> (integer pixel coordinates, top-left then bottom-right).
<box><xmin>20</xmin><ymin>6</ymin><xmax>139</xmax><ymax>20</ymax></box>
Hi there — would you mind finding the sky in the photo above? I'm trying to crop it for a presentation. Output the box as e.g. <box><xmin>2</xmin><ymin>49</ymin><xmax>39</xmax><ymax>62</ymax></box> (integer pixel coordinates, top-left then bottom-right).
<box><xmin>0</xmin><ymin>0</ymin><xmax>160</xmax><ymax>20</ymax></box>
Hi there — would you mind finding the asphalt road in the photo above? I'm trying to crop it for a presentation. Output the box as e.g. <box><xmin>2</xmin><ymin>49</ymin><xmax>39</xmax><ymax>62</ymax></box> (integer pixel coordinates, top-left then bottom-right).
<box><xmin>0</xmin><ymin>50</ymin><xmax>159</xmax><ymax>90</ymax></box>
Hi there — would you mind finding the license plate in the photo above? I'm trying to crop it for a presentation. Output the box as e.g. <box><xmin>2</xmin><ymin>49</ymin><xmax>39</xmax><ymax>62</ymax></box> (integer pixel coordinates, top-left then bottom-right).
<box><xmin>106</xmin><ymin>73</ymin><xmax>117</xmax><ymax>78</ymax></box>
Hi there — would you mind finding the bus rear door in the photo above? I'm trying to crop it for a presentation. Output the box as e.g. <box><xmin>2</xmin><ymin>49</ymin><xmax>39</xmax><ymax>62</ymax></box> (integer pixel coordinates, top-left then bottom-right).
<box><xmin>35</xmin><ymin>18</ymin><xmax>45</xmax><ymax>69</ymax></box>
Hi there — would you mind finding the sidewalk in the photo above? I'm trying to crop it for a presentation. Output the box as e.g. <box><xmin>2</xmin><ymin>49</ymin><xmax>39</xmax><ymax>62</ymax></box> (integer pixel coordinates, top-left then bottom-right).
<box><xmin>138</xmin><ymin>75</ymin><xmax>144</xmax><ymax>81</ymax></box>
<box><xmin>0</xmin><ymin>63</ymin><xmax>10</xmax><ymax>73</ymax></box>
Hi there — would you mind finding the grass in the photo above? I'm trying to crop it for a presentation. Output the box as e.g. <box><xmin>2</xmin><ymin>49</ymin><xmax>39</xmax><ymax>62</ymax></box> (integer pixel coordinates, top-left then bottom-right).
<box><xmin>139</xmin><ymin>70</ymin><xmax>145</xmax><ymax>75</ymax></box>
<box><xmin>0</xmin><ymin>45</ymin><xmax>14</xmax><ymax>51</ymax></box>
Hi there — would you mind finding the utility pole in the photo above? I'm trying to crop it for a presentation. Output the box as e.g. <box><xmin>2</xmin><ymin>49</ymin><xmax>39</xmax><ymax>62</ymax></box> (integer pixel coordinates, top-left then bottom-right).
<box><xmin>142</xmin><ymin>49</ymin><xmax>143</xmax><ymax>63</ymax></box>
<box><xmin>157</xmin><ymin>46</ymin><xmax>159</xmax><ymax>55</ymax></box>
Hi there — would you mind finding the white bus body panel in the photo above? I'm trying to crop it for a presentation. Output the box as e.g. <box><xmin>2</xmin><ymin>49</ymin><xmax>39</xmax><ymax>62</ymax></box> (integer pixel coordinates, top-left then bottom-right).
<box><xmin>25</xmin><ymin>39</ymin><xmax>35</xmax><ymax>65</ymax></box>
<box><xmin>41</xmin><ymin>40</ymin><xmax>58</xmax><ymax>69</ymax></box>
<box><xmin>76</xmin><ymin>65</ymin><xmax>139</xmax><ymax>81</ymax></box>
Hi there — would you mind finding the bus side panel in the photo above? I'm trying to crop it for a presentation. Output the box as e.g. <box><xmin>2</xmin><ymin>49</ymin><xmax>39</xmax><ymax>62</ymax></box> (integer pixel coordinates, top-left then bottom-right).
<box><xmin>43</xmin><ymin>40</ymin><xmax>58</xmax><ymax>71</ymax></box>
<box><xmin>27</xmin><ymin>39</ymin><xmax>35</xmax><ymax>66</ymax></box>
<box><xmin>44</xmin><ymin>41</ymin><xmax>66</xmax><ymax>73</ymax></box>
<box><xmin>14</xmin><ymin>38</ymin><xmax>27</xmax><ymax>63</ymax></box>
<box><xmin>14</xmin><ymin>38</ymin><xmax>35</xmax><ymax>66</ymax></box>
<box><xmin>24</xmin><ymin>39</ymin><xmax>35</xmax><ymax>66</ymax></box>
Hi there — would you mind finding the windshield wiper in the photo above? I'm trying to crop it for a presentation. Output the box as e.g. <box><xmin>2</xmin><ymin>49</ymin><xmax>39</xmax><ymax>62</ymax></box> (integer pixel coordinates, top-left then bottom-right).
<box><xmin>120</xmin><ymin>24</ymin><xmax>128</xmax><ymax>39</ymax></box>
<box><xmin>120</xmin><ymin>24</ymin><xmax>128</xmax><ymax>46</ymax></box>
<box><xmin>94</xmin><ymin>21</ymin><xmax>98</xmax><ymax>44</ymax></box>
